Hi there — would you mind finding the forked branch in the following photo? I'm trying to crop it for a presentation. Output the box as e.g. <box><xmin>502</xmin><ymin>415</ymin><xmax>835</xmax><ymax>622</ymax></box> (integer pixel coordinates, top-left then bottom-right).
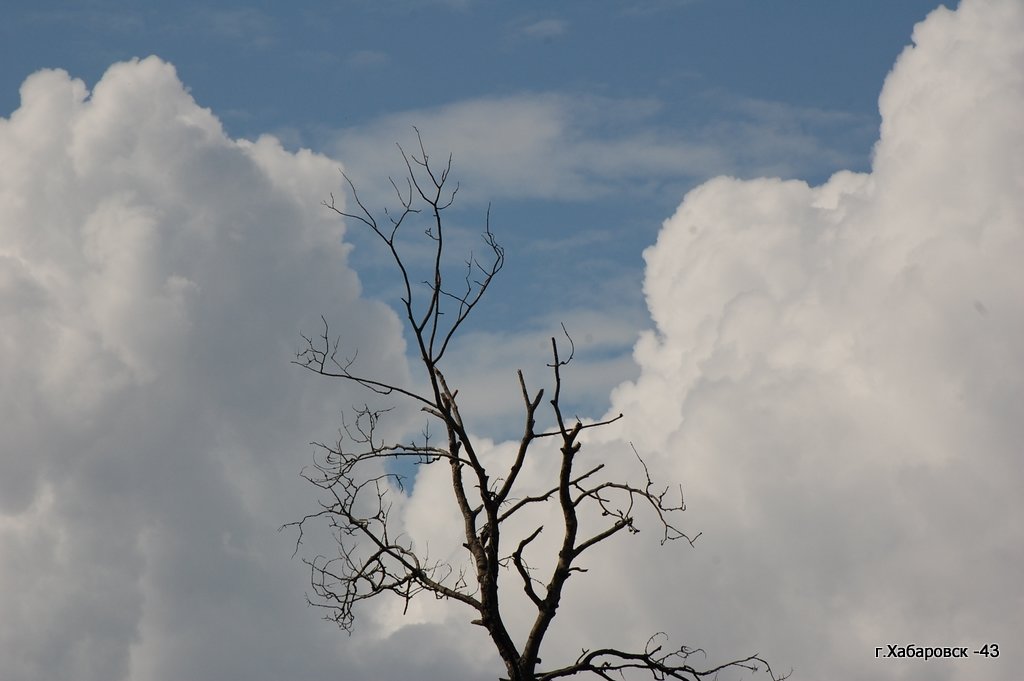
<box><xmin>289</xmin><ymin>134</ymin><xmax>782</xmax><ymax>681</ymax></box>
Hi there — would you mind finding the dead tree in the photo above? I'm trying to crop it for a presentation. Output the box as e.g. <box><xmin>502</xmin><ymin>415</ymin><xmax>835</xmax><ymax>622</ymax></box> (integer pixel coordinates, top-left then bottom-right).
<box><xmin>286</xmin><ymin>130</ymin><xmax>787</xmax><ymax>681</ymax></box>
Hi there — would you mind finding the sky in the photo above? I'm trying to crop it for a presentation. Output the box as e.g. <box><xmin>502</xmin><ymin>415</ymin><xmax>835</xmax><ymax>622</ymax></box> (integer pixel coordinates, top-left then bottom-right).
<box><xmin>0</xmin><ymin>1</ymin><xmax>1021</xmax><ymax>680</ymax></box>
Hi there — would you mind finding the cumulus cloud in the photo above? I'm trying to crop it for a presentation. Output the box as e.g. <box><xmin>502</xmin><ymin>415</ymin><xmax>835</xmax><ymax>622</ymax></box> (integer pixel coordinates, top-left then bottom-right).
<box><xmin>4</xmin><ymin>0</ymin><xmax>1022</xmax><ymax>679</ymax></box>
<box><xmin>587</xmin><ymin>0</ymin><xmax>1022</xmax><ymax>678</ymax></box>
<box><xmin>0</xmin><ymin>56</ymin><xmax>435</xmax><ymax>681</ymax></box>
<box><xmin>368</xmin><ymin>1</ymin><xmax>1024</xmax><ymax>679</ymax></box>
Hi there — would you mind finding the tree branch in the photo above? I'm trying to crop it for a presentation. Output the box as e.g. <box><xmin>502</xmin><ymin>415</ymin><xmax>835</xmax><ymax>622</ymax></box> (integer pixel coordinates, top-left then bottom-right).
<box><xmin>290</xmin><ymin>134</ymin><xmax>781</xmax><ymax>681</ymax></box>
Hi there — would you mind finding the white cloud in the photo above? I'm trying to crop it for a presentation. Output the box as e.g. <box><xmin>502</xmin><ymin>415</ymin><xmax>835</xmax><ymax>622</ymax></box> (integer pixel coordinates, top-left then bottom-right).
<box><xmin>359</xmin><ymin>1</ymin><xmax>1023</xmax><ymax>678</ymax></box>
<box><xmin>4</xmin><ymin>0</ymin><xmax>1022</xmax><ymax>678</ymax></box>
<box><xmin>586</xmin><ymin>0</ymin><xmax>1023</xmax><ymax>678</ymax></box>
<box><xmin>331</xmin><ymin>92</ymin><xmax>863</xmax><ymax>205</ymax></box>
<box><xmin>0</xmin><ymin>56</ymin><xmax>424</xmax><ymax>681</ymax></box>
<box><xmin>518</xmin><ymin>18</ymin><xmax>567</xmax><ymax>40</ymax></box>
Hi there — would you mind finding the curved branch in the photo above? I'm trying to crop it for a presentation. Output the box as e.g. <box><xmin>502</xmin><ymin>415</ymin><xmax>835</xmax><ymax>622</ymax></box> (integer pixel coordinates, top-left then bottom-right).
<box><xmin>537</xmin><ymin>634</ymin><xmax>790</xmax><ymax>681</ymax></box>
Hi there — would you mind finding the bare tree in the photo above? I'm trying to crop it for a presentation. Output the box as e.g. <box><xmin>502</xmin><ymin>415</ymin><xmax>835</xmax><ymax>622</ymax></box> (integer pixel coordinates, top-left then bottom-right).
<box><xmin>285</xmin><ymin>131</ymin><xmax>788</xmax><ymax>681</ymax></box>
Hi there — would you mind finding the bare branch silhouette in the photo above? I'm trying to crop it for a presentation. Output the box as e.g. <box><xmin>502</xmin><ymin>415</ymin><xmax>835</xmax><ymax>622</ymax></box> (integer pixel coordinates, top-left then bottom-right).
<box><xmin>285</xmin><ymin>134</ymin><xmax>788</xmax><ymax>681</ymax></box>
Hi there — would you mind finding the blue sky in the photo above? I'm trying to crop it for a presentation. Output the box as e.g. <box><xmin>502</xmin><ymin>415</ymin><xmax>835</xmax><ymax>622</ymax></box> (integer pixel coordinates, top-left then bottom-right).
<box><xmin>2</xmin><ymin>2</ymin><xmax>1022</xmax><ymax>681</ymax></box>
<box><xmin>1</xmin><ymin>2</ymin><xmax>942</xmax><ymax>140</ymax></box>
<box><xmin>0</xmin><ymin>1</ymin><xmax>947</xmax><ymax>351</ymax></box>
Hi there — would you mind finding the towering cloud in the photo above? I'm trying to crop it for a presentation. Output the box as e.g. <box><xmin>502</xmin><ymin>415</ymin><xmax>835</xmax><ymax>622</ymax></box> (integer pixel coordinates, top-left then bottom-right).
<box><xmin>2</xmin><ymin>0</ymin><xmax>1021</xmax><ymax>679</ymax></box>
<box><xmin>0</xmin><ymin>56</ymin><xmax>418</xmax><ymax>681</ymax></box>
<box><xmin>599</xmin><ymin>0</ymin><xmax>1023</xmax><ymax>678</ymax></box>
